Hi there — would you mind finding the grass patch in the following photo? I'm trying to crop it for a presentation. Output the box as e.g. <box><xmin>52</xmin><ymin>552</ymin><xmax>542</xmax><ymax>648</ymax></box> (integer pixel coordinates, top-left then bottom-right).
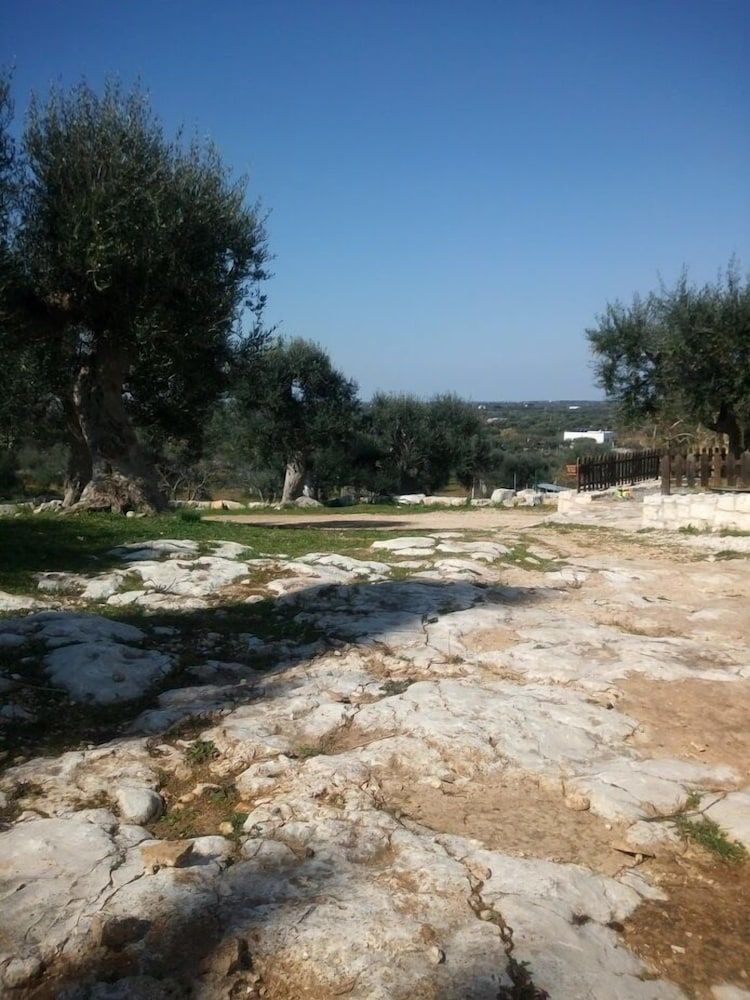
<box><xmin>185</xmin><ymin>738</ymin><xmax>218</xmax><ymax>766</ymax></box>
<box><xmin>295</xmin><ymin>744</ymin><xmax>327</xmax><ymax>759</ymax></box>
<box><xmin>502</xmin><ymin>543</ymin><xmax>559</xmax><ymax>572</ymax></box>
<box><xmin>0</xmin><ymin>511</ymin><xmax>425</xmax><ymax>594</ymax></box>
<box><xmin>151</xmin><ymin>782</ymin><xmax>245</xmax><ymax>841</ymax></box>
<box><xmin>673</xmin><ymin>813</ymin><xmax>748</xmax><ymax>864</ymax></box>
<box><xmin>380</xmin><ymin>678</ymin><xmax>413</xmax><ymax>697</ymax></box>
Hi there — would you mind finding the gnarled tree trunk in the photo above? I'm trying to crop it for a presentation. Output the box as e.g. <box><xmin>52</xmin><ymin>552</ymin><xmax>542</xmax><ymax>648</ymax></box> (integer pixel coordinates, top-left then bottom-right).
<box><xmin>62</xmin><ymin>397</ymin><xmax>92</xmax><ymax>507</ymax></box>
<box><xmin>67</xmin><ymin>336</ymin><xmax>165</xmax><ymax>513</ymax></box>
<box><xmin>281</xmin><ymin>453</ymin><xmax>305</xmax><ymax>504</ymax></box>
<box><xmin>708</xmin><ymin>403</ymin><xmax>745</xmax><ymax>457</ymax></box>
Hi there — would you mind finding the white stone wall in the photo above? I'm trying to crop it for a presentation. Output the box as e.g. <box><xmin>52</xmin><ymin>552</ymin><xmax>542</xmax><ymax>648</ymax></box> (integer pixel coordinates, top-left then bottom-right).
<box><xmin>642</xmin><ymin>492</ymin><xmax>750</xmax><ymax>532</ymax></box>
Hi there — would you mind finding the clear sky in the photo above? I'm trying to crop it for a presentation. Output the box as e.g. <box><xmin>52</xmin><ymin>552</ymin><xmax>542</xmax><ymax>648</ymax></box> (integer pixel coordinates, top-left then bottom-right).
<box><xmin>3</xmin><ymin>0</ymin><xmax>748</xmax><ymax>399</ymax></box>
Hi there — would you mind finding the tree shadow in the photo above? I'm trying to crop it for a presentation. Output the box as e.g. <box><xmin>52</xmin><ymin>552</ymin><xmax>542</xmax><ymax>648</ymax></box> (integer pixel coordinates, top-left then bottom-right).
<box><xmin>2</xmin><ymin>574</ymin><xmax>549</xmax><ymax>761</ymax></box>
<box><xmin>208</xmin><ymin>515</ymin><xmax>416</xmax><ymax>530</ymax></box>
<box><xmin>1</xmin><ymin>573</ymin><xmax>554</xmax><ymax>999</ymax></box>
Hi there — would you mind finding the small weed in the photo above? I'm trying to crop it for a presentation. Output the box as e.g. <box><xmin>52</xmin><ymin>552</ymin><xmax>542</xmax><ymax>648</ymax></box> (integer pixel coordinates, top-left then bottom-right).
<box><xmin>673</xmin><ymin>814</ymin><xmax>747</xmax><ymax>864</ymax></box>
<box><xmin>678</xmin><ymin>524</ymin><xmax>703</xmax><ymax>536</ymax></box>
<box><xmin>380</xmin><ymin>679</ymin><xmax>413</xmax><ymax>697</ymax></box>
<box><xmin>229</xmin><ymin>810</ymin><xmax>248</xmax><ymax>834</ymax></box>
<box><xmin>497</xmin><ymin>958</ymin><xmax>549</xmax><ymax>999</ymax></box>
<box><xmin>496</xmin><ymin>916</ymin><xmax>549</xmax><ymax>1000</ymax></box>
<box><xmin>685</xmin><ymin>790</ymin><xmax>703</xmax><ymax>810</ymax></box>
<box><xmin>185</xmin><ymin>738</ymin><xmax>218</xmax><ymax>765</ymax></box>
<box><xmin>177</xmin><ymin>509</ymin><xmax>203</xmax><ymax>524</ymax></box>
<box><xmin>296</xmin><ymin>744</ymin><xmax>325</xmax><ymax>759</ymax></box>
<box><xmin>161</xmin><ymin>806</ymin><xmax>199</xmax><ymax>838</ymax></box>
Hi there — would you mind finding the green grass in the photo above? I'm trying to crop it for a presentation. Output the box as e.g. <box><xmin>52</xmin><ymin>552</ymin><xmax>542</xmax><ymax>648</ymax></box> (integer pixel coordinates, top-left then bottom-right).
<box><xmin>673</xmin><ymin>813</ymin><xmax>748</xmax><ymax>864</ymax></box>
<box><xmin>0</xmin><ymin>512</ymin><xmax>428</xmax><ymax>595</ymax></box>
<box><xmin>185</xmin><ymin>738</ymin><xmax>218</xmax><ymax>765</ymax></box>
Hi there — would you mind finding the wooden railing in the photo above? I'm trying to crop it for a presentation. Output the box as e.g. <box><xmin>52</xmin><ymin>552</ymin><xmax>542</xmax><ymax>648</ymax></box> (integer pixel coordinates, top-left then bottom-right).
<box><xmin>576</xmin><ymin>450</ymin><xmax>661</xmax><ymax>492</ymax></box>
<box><xmin>660</xmin><ymin>449</ymin><xmax>750</xmax><ymax>494</ymax></box>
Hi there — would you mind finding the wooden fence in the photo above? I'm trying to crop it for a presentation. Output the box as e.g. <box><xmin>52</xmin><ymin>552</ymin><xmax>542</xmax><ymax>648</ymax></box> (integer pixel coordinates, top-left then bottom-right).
<box><xmin>576</xmin><ymin>450</ymin><xmax>661</xmax><ymax>492</ymax></box>
<box><xmin>660</xmin><ymin>449</ymin><xmax>750</xmax><ymax>494</ymax></box>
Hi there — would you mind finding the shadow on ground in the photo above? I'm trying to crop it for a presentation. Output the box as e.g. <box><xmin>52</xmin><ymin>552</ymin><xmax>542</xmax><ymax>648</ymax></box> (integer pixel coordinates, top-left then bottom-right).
<box><xmin>1</xmin><ymin>575</ymin><xmax>547</xmax><ymax>762</ymax></box>
<box><xmin>1</xmin><ymin>576</ymin><xmax>551</xmax><ymax>999</ymax></box>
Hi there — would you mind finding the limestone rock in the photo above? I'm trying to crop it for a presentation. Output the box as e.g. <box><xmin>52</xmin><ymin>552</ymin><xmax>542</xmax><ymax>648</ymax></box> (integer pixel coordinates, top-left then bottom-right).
<box><xmin>115</xmin><ymin>786</ymin><xmax>163</xmax><ymax>824</ymax></box>
<box><xmin>139</xmin><ymin>839</ymin><xmax>193</xmax><ymax>870</ymax></box>
<box><xmin>44</xmin><ymin>642</ymin><xmax>172</xmax><ymax>703</ymax></box>
<box><xmin>371</xmin><ymin>536</ymin><xmax>436</xmax><ymax>551</ymax></box>
<box><xmin>704</xmin><ymin>789</ymin><xmax>750</xmax><ymax>848</ymax></box>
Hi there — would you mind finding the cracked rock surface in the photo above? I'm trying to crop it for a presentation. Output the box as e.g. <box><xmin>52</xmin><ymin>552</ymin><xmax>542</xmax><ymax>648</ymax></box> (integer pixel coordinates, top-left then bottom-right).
<box><xmin>1</xmin><ymin>516</ymin><xmax>749</xmax><ymax>998</ymax></box>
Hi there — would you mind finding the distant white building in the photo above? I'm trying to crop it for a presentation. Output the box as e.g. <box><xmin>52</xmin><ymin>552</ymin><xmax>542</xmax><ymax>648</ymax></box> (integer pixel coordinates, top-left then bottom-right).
<box><xmin>563</xmin><ymin>429</ymin><xmax>616</xmax><ymax>445</ymax></box>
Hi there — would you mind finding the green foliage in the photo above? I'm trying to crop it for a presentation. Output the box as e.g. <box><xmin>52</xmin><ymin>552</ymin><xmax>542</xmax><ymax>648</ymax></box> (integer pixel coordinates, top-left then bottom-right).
<box><xmin>588</xmin><ymin>263</ymin><xmax>750</xmax><ymax>452</ymax></box>
<box><xmin>232</xmin><ymin>337</ymin><xmax>361</xmax><ymax>498</ymax></box>
<box><xmin>177</xmin><ymin>508</ymin><xmax>203</xmax><ymax>524</ymax></box>
<box><xmin>0</xmin><ymin>510</ymin><xmax>413</xmax><ymax>594</ymax></box>
<box><xmin>363</xmin><ymin>393</ymin><xmax>489</xmax><ymax>495</ymax></box>
<box><xmin>2</xmin><ymin>76</ymin><xmax>269</xmax><ymax>506</ymax></box>
<box><xmin>673</xmin><ymin>813</ymin><xmax>748</xmax><ymax>864</ymax></box>
<box><xmin>185</xmin><ymin>739</ymin><xmax>218</xmax><ymax>765</ymax></box>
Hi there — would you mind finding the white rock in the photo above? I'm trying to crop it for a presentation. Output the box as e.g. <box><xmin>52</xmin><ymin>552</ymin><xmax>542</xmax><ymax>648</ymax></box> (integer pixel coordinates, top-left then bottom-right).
<box><xmin>107</xmin><ymin>539</ymin><xmax>200</xmax><ymax>561</ymax></box>
<box><xmin>371</xmin><ymin>536</ymin><xmax>436</xmax><ymax>551</ymax></box>
<box><xmin>44</xmin><ymin>642</ymin><xmax>172</xmax><ymax>703</ymax></box>
<box><xmin>422</xmin><ymin>496</ymin><xmax>465</xmax><ymax>507</ymax></box>
<box><xmin>0</xmin><ymin>591</ymin><xmax>48</xmax><ymax>612</ymax></box>
<box><xmin>82</xmin><ymin>573</ymin><xmax>127</xmax><ymax>601</ymax></box>
<box><xmin>189</xmin><ymin>836</ymin><xmax>234</xmax><ymax>862</ymax></box>
<box><xmin>704</xmin><ymin>790</ymin><xmax>750</xmax><ymax>848</ymax></box>
<box><xmin>14</xmin><ymin>611</ymin><xmax>144</xmax><ymax>647</ymax></box>
<box><xmin>712</xmin><ymin>986</ymin><xmax>750</xmax><ymax>1000</ymax></box>
<box><xmin>210</xmin><ymin>541</ymin><xmax>253</xmax><ymax>560</ymax></box>
<box><xmin>115</xmin><ymin>786</ymin><xmax>163</xmax><ymax>824</ymax></box>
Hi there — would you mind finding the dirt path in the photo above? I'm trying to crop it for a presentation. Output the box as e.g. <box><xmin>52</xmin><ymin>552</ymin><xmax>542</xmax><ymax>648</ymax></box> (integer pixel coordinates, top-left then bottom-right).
<box><xmin>206</xmin><ymin>507</ymin><xmax>549</xmax><ymax>531</ymax></box>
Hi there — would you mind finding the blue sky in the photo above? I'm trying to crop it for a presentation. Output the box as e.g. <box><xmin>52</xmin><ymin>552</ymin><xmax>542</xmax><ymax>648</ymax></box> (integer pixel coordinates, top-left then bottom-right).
<box><xmin>3</xmin><ymin>0</ymin><xmax>748</xmax><ymax>399</ymax></box>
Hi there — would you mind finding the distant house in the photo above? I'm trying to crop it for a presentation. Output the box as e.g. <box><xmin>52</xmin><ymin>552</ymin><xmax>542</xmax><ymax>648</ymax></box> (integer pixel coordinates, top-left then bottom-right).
<box><xmin>563</xmin><ymin>429</ymin><xmax>615</xmax><ymax>445</ymax></box>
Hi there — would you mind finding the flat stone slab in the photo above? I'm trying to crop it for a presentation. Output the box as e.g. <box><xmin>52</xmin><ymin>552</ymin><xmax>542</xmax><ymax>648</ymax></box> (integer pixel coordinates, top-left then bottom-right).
<box><xmin>44</xmin><ymin>642</ymin><xmax>173</xmax><ymax>703</ymax></box>
<box><xmin>107</xmin><ymin>539</ymin><xmax>201</xmax><ymax>561</ymax></box>
<box><xmin>704</xmin><ymin>790</ymin><xmax>750</xmax><ymax>848</ymax></box>
<box><xmin>371</xmin><ymin>536</ymin><xmax>436</xmax><ymax>551</ymax></box>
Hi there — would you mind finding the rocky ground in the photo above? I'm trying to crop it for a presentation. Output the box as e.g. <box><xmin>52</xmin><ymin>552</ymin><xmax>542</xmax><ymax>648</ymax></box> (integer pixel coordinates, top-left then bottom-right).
<box><xmin>1</xmin><ymin>506</ymin><xmax>749</xmax><ymax>999</ymax></box>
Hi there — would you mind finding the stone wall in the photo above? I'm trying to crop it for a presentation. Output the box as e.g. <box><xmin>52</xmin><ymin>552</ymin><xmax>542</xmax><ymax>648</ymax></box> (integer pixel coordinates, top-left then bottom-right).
<box><xmin>642</xmin><ymin>492</ymin><xmax>750</xmax><ymax>532</ymax></box>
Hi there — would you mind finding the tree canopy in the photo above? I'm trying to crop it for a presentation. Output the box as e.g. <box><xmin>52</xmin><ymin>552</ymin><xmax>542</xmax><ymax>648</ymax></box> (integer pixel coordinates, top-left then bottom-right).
<box><xmin>587</xmin><ymin>264</ymin><xmax>750</xmax><ymax>453</ymax></box>
<box><xmin>364</xmin><ymin>393</ymin><xmax>489</xmax><ymax>496</ymax></box>
<box><xmin>1</xmin><ymin>77</ymin><xmax>269</xmax><ymax>511</ymax></box>
<box><xmin>233</xmin><ymin>338</ymin><xmax>360</xmax><ymax>503</ymax></box>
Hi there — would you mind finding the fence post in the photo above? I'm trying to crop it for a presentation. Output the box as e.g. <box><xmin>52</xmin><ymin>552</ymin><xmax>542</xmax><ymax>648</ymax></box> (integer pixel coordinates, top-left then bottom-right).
<box><xmin>711</xmin><ymin>449</ymin><xmax>723</xmax><ymax>488</ymax></box>
<box><xmin>742</xmin><ymin>451</ymin><xmax>750</xmax><ymax>489</ymax></box>
<box><xmin>576</xmin><ymin>458</ymin><xmax>581</xmax><ymax>493</ymax></box>
<box><xmin>660</xmin><ymin>453</ymin><xmax>672</xmax><ymax>495</ymax></box>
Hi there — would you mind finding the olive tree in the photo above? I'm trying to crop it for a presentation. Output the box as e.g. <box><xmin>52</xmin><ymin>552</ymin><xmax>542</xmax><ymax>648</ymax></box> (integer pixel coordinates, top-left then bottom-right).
<box><xmin>587</xmin><ymin>264</ymin><xmax>750</xmax><ymax>454</ymax></box>
<box><xmin>5</xmin><ymin>79</ymin><xmax>268</xmax><ymax>512</ymax></box>
<box><xmin>234</xmin><ymin>338</ymin><xmax>360</xmax><ymax>503</ymax></box>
